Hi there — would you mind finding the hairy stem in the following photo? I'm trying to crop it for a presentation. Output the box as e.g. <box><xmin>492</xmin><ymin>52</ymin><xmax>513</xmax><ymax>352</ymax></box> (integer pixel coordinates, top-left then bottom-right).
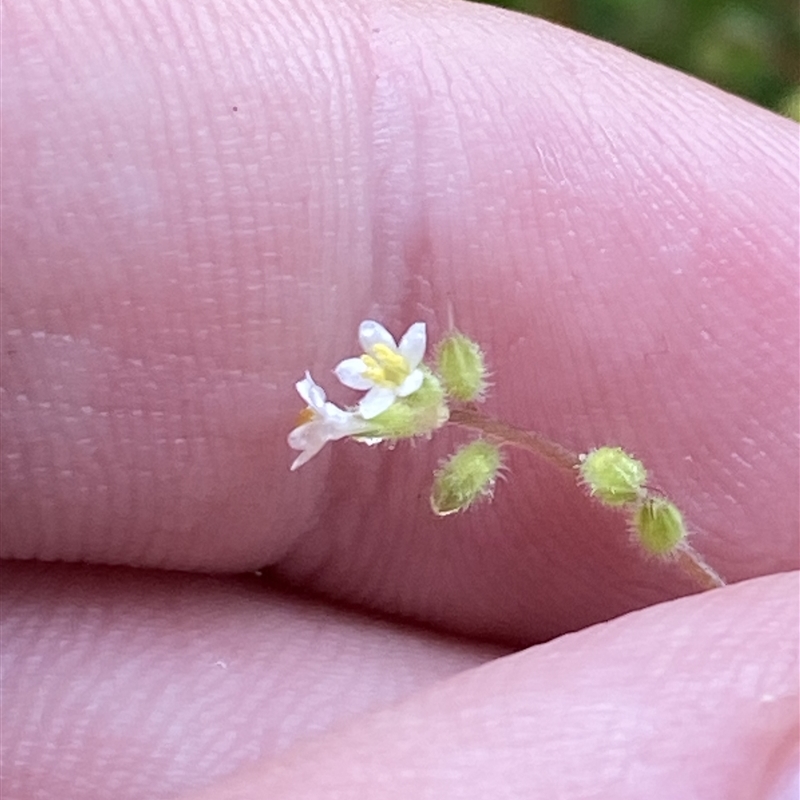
<box><xmin>674</xmin><ymin>544</ymin><xmax>726</xmax><ymax>590</ymax></box>
<box><xmin>447</xmin><ymin>406</ymin><xmax>725</xmax><ymax>591</ymax></box>
<box><xmin>447</xmin><ymin>407</ymin><xmax>580</xmax><ymax>470</ymax></box>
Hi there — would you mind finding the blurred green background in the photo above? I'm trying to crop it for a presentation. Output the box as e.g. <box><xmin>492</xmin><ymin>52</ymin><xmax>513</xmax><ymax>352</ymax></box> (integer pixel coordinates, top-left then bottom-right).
<box><xmin>477</xmin><ymin>0</ymin><xmax>799</xmax><ymax>118</ymax></box>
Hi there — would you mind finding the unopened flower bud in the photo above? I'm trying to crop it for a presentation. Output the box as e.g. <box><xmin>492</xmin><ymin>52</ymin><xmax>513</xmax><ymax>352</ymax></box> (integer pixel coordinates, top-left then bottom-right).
<box><xmin>633</xmin><ymin>496</ymin><xmax>687</xmax><ymax>555</ymax></box>
<box><xmin>435</xmin><ymin>331</ymin><xmax>489</xmax><ymax>402</ymax></box>
<box><xmin>431</xmin><ymin>439</ymin><xmax>502</xmax><ymax>516</ymax></box>
<box><xmin>578</xmin><ymin>446</ymin><xmax>647</xmax><ymax>506</ymax></box>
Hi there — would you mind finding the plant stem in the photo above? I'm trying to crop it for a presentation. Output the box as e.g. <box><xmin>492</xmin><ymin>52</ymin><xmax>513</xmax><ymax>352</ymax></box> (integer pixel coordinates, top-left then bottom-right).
<box><xmin>673</xmin><ymin>544</ymin><xmax>726</xmax><ymax>589</ymax></box>
<box><xmin>447</xmin><ymin>406</ymin><xmax>725</xmax><ymax>591</ymax></box>
<box><xmin>448</xmin><ymin>407</ymin><xmax>580</xmax><ymax>470</ymax></box>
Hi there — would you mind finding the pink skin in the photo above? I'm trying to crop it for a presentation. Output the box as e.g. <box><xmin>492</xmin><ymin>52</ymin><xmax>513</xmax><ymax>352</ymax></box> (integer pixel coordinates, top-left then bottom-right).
<box><xmin>1</xmin><ymin>0</ymin><xmax>797</xmax><ymax>798</ymax></box>
<box><xmin>183</xmin><ymin>573</ymin><xmax>799</xmax><ymax>800</ymax></box>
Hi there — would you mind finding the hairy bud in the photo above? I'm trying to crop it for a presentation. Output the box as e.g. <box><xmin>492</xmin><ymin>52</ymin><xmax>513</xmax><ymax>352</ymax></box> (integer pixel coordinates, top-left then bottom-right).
<box><xmin>435</xmin><ymin>331</ymin><xmax>489</xmax><ymax>402</ymax></box>
<box><xmin>633</xmin><ymin>496</ymin><xmax>687</xmax><ymax>556</ymax></box>
<box><xmin>431</xmin><ymin>439</ymin><xmax>503</xmax><ymax>516</ymax></box>
<box><xmin>578</xmin><ymin>446</ymin><xmax>647</xmax><ymax>506</ymax></box>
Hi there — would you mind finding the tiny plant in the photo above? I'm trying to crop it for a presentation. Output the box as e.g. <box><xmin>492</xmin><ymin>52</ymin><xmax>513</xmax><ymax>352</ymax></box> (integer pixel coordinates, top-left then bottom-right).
<box><xmin>288</xmin><ymin>319</ymin><xmax>724</xmax><ymax>590</ymax></box>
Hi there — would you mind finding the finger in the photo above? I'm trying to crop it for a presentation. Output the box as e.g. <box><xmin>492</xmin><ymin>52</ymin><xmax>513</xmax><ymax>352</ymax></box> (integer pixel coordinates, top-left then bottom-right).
<box><xmin>0</xmin><ymin>560</ymin><xmax>505</xmax><ymax>800</ymax></box>
<box><xmin>183</xmin><ymin>571</ymin><xmax>799</xmax><ymax>800</ymax></box>
<box><xmin>274</xmin><ymin>1</ymin><xmax>798</xmax><ymax>641</ymax></box>
<box><xmin>2</xmin><ymin>0</ymin><xmax>797</xmax><ymax>639</ymax></box>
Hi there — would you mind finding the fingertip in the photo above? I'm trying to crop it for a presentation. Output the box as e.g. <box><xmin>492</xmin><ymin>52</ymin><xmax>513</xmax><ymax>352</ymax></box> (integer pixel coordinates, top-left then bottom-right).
<box><xmin>182</xmin><ymin>572</ymin><xmax>800</xmax><ymax>800</ymax></box>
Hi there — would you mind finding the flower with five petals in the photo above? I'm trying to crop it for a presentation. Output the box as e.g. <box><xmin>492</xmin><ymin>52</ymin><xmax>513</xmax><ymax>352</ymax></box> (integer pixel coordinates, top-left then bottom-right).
<box><xmin>334</xmin><ymin>320</ymin><xmax>427</xmax><ymax>419</ymax></box>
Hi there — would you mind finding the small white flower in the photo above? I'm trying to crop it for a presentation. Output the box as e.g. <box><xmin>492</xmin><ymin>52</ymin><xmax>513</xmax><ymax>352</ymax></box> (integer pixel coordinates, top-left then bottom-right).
<box><xmin>335</xmin><ymin>320</ymin><xmax>427</xmax><ymax>419</ymax></box>
<box><xmin>288</xmin><ymin>372</ymin><xmax>368</xmax><ymax>470</ymax></box>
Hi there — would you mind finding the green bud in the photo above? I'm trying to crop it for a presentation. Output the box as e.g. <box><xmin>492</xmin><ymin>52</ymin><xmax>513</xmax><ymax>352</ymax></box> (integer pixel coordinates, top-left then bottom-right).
<box><xmin>431</xmin><ymin>439</ymin><xmax>503</xmax><ymax>516</ymax></box>
<box><xmin>579</xmin><ymin>446</ymin><xmax>647</xmax><ymax>506</ymax></box>
<box><xmin>435</xmin><ymin>331</ymin><xmax>489</xmax><ymax>402</ymax></box>
<box><xmin>633</xmin><ymin>496</ymin><xmax>687</xmax><ymax>556</ymax></box>
<box><xmin>357</xmin><ymin>368</ymin><xmax>449</xmax><ymax>441</ymax></box>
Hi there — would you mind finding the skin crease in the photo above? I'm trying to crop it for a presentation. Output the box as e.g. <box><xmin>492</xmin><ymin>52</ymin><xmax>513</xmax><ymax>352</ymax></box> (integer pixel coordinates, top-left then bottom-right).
<box><xmin>0</xmin><ymin>0</ymin><xmax>797</xmax><ymax>798</ymax></box>
<box><xmin>183</xmin><ymin>573</ymin><xmax>800</xmax><ymax>800</ymax></box>
<box><xmin>0</xmin><ymin>561</ymin><xmax>510</xmax><ymax>800</ymax></box>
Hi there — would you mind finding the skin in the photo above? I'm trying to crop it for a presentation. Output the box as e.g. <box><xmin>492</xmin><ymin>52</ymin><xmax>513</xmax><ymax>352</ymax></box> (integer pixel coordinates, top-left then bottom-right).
<box><xmin>1</xmin><ymin>0</ymin><xmax>797</xmax><ymax>798</ymax></box>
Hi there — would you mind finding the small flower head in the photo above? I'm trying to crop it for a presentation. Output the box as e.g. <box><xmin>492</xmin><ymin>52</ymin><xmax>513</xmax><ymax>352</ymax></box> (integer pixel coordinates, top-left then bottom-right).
<box><xmin>633</xmin><ymin>496</ymin><xmax>687</xmax><ymax>556</ymax></box>
<box><xmin>288</xmin><ymin>372</ymin><xmax>368</xmax><ymax>470</ymax></box>
<box><xmin>578</xmin><ymin>446</ymin><xmax>647</xmax><ymax>506</ymax></box>
<box><xmin>335</xmin><ymin>320</ymin><xmax>427</xmax><ymax>419</ymax></box>
<box><xmin>435</xmin><ymin>331</ymin><xmax>489</xmax><ymax>402</ymax></box>
<box><xmin>431</xmin><ymin>439</ymin><xmax>503</xmax><ymax>516</ymax></box>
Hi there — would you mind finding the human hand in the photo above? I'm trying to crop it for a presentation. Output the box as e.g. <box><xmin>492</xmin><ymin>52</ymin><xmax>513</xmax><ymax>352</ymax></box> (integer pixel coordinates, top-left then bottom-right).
<box><xmin>2</xmin><ymin>1</ymin><xmax>797</xmax><ymax>798</ymax></box>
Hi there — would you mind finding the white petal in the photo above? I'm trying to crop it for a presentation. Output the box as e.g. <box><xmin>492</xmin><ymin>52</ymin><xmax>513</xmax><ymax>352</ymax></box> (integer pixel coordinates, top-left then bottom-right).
<box><xmin>295</xmin><ymin>375</ymin><xmax>313</xmax><ymax>406</ymax></box>
<box><xmin>358</xmin><ymin>320</ymin><xmax>397</xmax><ymax>353</ymax></box>
<box><xmin>296</xmin><ymin>372</ymin><xmax>326</xmax><ymax>410</ymax></box>
<box><xmin>288</xmin><ymin>419</ymin><xmax>331</xmax><ymax>469</ymax></box>
<box><xmin>321</xmin><ymin>403</ymin><xmax>352</xmax><ymax>426</ymax></box>
<box><xmin>307</xmin><ymin>387</ymin><xmax>327</xmax><ymax>412</ymax></box>
<box><xmin>334</xmin><ymin>357</ymin><xmax>374</xmax><ymax>390</ymax></box>
<box><xmin>291</xmin><ymin>446</ymin><xmax>323</xmax><ymax>471</ymax></box>
<box><xmin>323</xmin><ymin>404</ymin><xmax>368</xmax><ymax>438</ymax></box>
<box><xmin>397</xmin><ymin>322</ymin><xmax>426</xmax><ymax>368</ymax></box>
<box><xmin>396</xmin><ymin>368</ymin><xmax>424</xmax><ymax>397</ymax></box>
<box><xmin>287</xmin><ymin>421</ymin><xmax>317</xmax><ymax>450</ymax></box>
<box><xmin>359</xmin><ymin>386</ymin><xmax>397</xmax><ymax>419</ymax></box>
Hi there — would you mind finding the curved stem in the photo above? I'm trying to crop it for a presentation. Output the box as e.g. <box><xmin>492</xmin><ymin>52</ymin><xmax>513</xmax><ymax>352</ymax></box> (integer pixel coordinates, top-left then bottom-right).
<box><xmin>447</xmin><ymin>406</ymin><xmax>726</xmax><ymax>591</ymax></box>
<box><xmin>447</xmin><ymin>407</ymin><xmax>580</xmax><ymax>470</ymax></box>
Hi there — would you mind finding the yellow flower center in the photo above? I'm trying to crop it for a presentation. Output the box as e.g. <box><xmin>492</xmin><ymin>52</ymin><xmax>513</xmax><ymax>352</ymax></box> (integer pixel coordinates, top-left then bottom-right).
<box><xmin>360</xmin><ymin>343</ymin><xmax>411</xmax><ymax>388</ymax></box>
<box><xmin>294</xmin><ymin>406</ymin><xmax>317</xmax><ymax>427</ymax></box>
